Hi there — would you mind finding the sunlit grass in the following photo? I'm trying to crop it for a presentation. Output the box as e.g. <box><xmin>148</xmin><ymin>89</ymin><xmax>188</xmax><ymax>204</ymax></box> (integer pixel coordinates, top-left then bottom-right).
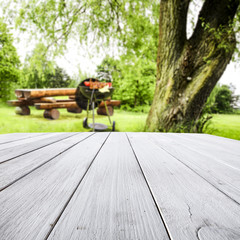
<box><xmin>205</xmin><ymin>114</ymin><xmax>240</xmax><ymax>140</ymax></box>
<box><xmin>0</xmin><ymin>102</ymin><xmax>146</xmax><ymax>133</ymax></box>
<box><xmin>1</xmin><ymin>102</ymin><xmax>240</xmax><ymax>140</ymax></box>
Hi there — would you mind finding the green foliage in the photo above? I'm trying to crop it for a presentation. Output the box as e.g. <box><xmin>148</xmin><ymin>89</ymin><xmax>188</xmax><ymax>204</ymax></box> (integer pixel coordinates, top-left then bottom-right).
<box><xmin>0</xmin><ymin>19</ymin><xmax>20</xmax><ymax>100</ymax></box>
<box><xmin>1</xmin><ymin>0</ymin><xmax>159</xmax><ymax>58</ymax></box>
<box><xmin>204</xmin><ymin>84</ymin><xmax>239</xmax><ymax>114</ymax></box>
<box><xmin>232</xmin><ymin>6</ymin><xmax>240</xmax><ymax>61</ymax></box>
<box><xmin>20</xmin><ymin>43</ymin><xmax>55</xmax><ymax>88</ymax></box>
<box><xmin>45</xmin><ymin>66</ymin><xmax>74</xmax><ymax>88</ymax></box>
<box><xmin>20</xmin><ymin>43</ymin><xmax>73</xmax><ymax>88</ymax></box>
<box><xmin>200</xmin><ymin>5</ymin><xmax>240</xmax><ymax>60</ymax></box>
<box><xmin>97</xmin><ymin>55</ymin><xmax>156</xmax><ymax>109</ymax></box>
<box><xmin>203</xmin><ymin>84</ymin><xmax>221</xmax><ymax>113</ymax></box>
<box><xmin>215</xmin><ymin>85</ymin><xmax>234</xmax><ymax>113</ymax></box>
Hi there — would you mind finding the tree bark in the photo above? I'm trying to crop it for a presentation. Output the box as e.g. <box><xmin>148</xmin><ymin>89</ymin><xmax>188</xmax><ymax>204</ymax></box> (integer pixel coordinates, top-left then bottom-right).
<box><xmin>146</xmin><ymin>0</ymin><xmax>239</xmax><ymax>132</ymax></box>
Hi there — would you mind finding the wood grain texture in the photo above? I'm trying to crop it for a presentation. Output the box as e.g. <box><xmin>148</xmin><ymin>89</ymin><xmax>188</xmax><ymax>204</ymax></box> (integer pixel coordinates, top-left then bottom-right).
<box><xmin>98</xmin><ymin>100</ymin><xmax>121</xmax><ymax>107</ymax></box>
<box><xmin>170</xmin><ymin>133</ymin><xmax>240</xmax><ymax>162</ymax></box>
<box><xmin>147</xmin><ymin>133</ymin><xmax>240</xmax><ymax>204</ymax></box>
<box><xmin>15</xmin><ymin>88</ymin><xmax>76</xmax><ymax>98</ymax></box>
<box><xmin>178</xmin><ymin>133</ymin><xmax>240</xmax><ymax>155</ymax></box>
<box><xmin>0</xmin><ymin>132</ymin><xmax>74</xmax><ymax>163</ymax></box>
<box><xmin>157</xmin><ymin>133</ymin><xmax>240</xmax><ymax>170</ymax></box>
<box><xmin>48</xmin><ymin>133</ymin><xmax>170</xmax><ymax>240</ymax></box>
<box><xmin>0</xmin><ymin>133</ymin><xmax>50</xmax><ymax>151</ymax></box>
<box><xmin>15</xmin><ymin>106</ymin><xmax>31</xmax><ymax>115</ymax></box>
<box><xmin>0</xmin><ymin>133</ymin><xmax>45</xmax><ymax>145</ymax></box>
<box><xmin>43</xmin><ymin>109</ymin><xmax>60</xmax><ymax>120</ymax></box>
<box><xmin>35</xmin><ymin>101</ymin><xmax>78</xmax><ymax>110</ymax></box>
<box><xmin>127</xmin><ymin>133</ymin><xmax>240</xmax><ymax>240</ymax></box>
<box><xmin>0</xmin><ymin>133</ymin><xmax>93</xmax><ymax>191</ymax></box>
<box><xmin>0</xmin><ymin>133</ymin><xmax>109</xmax><ymax>240</ymax></box>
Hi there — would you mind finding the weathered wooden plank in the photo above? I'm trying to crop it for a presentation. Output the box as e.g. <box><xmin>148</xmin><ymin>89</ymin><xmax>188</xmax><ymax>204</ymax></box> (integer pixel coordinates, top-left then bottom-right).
<box><xmin>0</xmin><ymin>133</ymin><xmax>62</xmax><ymax>151</ymax></box>
<box><xmin>165</xmin><ymin>133</ymin><xmax>240</xmax><ymax>168</ymax></box>
<box><xmin>177</xmin><ymin>133</ymin><xmax>240</xmax><ymax>155</ymax></box>
<box><xmin>0</xmin><ymin>133</ymin><xmax>94</xmax><ymax>191</ymax></box>
<box><xmin>0</xmin><ymin>133</ymin><xmax>45</xmax><ymax>145</ymax></box>
<box><xmin>98</xmin><ymin>100</ymin><xmax>121</xmax><ymax>107</ymax></box>
<box><xmin>127</xmin><ymin>133</ymin><xmax>240</xmax><ymax>240</ymax></box>
<box><xmin>15</xmin><ymin>88</ymin><xmax>76</xmax><ymax>98</ymax></box>
<box><xmin>0</xmin><ymin>132</ymin><xmax>75</xmax><ymax>163</ymax></box>
<box><xmin>0</xmin><ymin>133</ymin><xmax>58</xmax><ymax>151</ymax></box>
<box><xmin>47</xmin><ymin>133</ymin><xmax>170</xmax><ymax>240</ymax></box>
<box><xmin>0</xmin><ymin>133</ymin><xmax>109</xmax><ymax>240</ymax></box>
<box><xmin>7</xmin><ymin>100</ymin><xmax>32</xmax><ymax>106</ymax></box>
<box><xmin>35</xmin><ymin>101</ymin><xmax>78</xmax><ymax>110</ymax></box>
<box><xmin>147</xmin><ymin>133</ymin><xmax>240</xmax><ymax>204</ymax></box>
<box><xmin>7</xmin><ymin>98</ymin><xmax>73</xmax><ymax>106</ymax></box>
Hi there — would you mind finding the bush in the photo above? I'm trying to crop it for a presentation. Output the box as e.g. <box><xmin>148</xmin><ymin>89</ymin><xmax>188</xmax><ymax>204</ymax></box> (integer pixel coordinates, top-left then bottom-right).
<box><xmin>204</xmin><ymin>84</ymin><xmax>239</xmax><ymax>114</ymax></box>
<box><xmin>0</xmin><ymin>19</ymin><xmax>21</xmax><ymax>100</ymax></box>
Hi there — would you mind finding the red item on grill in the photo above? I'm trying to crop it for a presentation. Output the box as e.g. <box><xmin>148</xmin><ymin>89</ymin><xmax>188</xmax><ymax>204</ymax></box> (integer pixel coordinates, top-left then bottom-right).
<box><xmin>84</xmin><ymin>81</ymin><xmax>90</xmax><ymax>87</ymax></box>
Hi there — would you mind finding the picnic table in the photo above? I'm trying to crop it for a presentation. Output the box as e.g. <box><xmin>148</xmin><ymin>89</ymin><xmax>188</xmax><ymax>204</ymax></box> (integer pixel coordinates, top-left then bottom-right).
<box><xmin>7</xmin><ymin>88</ymin><xmax>121</xmax><ymax>119</ymax></box>
<box><xmin>0</xmin><ymin>132</ymin><xmax>240</xmax><ymax>239</ymax></box>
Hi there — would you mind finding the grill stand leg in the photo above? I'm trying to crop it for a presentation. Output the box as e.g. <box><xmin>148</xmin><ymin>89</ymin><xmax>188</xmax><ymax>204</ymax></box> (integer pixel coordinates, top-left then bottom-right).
<box><xmin>86</xmin><ymin>100</ymin><xmax>90</xmax><ymax>119</ymax></box>
<box><xmin>92</xmin><ymin>101</ymin><xmax>95</xmax><ymax>132</ymax></box>
<box><xmin>104</xmin><ymin>101</ymin><xmax>112</xmax><ymax>125</ymax></box>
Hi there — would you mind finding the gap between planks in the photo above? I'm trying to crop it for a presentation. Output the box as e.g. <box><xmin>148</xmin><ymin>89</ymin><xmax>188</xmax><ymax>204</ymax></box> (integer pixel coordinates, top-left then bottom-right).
<box><xmin>0</xmin><ymin>133</ymin><xmax>47</xmax><ymax>145</ymax></box>
<box><xmin>0</xmin><ymin>132</ymin><xmax>95</xmax><ymax>191</ymax></box>
<box><xmin>125</xmin><ymin>133</ymin><xmax>172</xmax><ymax>240</ymax></box>
<box><xmin>0</xmin><ymin>133</ymin><xmax>110</xmax><ymax>240</ymax></box>
<box><xmin>127</xmin><ymin>133</ymin><xmax>240</xmax><ymax>240</ymax></box>
<box><xmin>47</xmin><ymin>132</ymin><xmax>170</xmax><ymax>240</ymax></box>
<box><xmin>146</xmin><ymin>133</ymin><xmax>240</xmax><ymax>206</ymax></box>
<box><xmin>44</xmin><ymin>132</ymin><xmax>111</xmax><ymax>240</ymax></box>
<box><xmin>0</xmin><ymin>132</ymin><xmax>78</xmax><ymax>164</ymax></box>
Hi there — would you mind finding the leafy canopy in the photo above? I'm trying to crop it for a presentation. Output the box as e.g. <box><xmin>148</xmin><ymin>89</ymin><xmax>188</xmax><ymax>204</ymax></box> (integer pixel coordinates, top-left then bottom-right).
<box><xmin>1</xmin><ymin>0</ymin><xmax>159</xmax><ymax>57</ymax></box>
<box><xmin>21</xmin><ymin>43</ymin><xmax>74</xmax><ymax>88</ymax></box>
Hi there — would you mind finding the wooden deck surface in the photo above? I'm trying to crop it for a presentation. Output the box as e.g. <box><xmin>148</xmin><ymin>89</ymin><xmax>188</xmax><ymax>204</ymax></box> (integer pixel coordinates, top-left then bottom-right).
<box><xmin>0</xmin><ymin>132</ymin><xmax>240</xmax><ymax>240</ymax></box>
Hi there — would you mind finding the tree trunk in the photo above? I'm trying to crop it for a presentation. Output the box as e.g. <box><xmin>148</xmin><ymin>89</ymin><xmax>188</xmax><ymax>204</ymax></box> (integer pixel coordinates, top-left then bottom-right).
<box><xmin>146</xmin><ymin>0</ymin><xmax>239</xmax><ymax>132</ymax></box>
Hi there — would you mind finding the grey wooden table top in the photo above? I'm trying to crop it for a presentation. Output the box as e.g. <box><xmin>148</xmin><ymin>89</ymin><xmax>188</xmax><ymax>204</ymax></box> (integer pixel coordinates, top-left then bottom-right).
<box><xmin>0</xmin><ymin>132</ymin><xmax>240</xmax><ymax>240</ymax></box>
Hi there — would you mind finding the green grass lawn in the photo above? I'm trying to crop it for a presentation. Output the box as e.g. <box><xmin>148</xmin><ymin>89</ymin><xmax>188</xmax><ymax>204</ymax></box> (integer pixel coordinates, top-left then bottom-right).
<box><xmin>0</xmin><ymin>103</ymin><xmax>146</xmax><ymax>133</ymax></box>
<box><xmin>204</xmin><ymin>114</ymin><xmax>240</xmax><ymax>140</ymax></box>
<box><xmin>0</xmin><ymin>103</ymin><xmax>239</xmax><ymax>140</ymax></box>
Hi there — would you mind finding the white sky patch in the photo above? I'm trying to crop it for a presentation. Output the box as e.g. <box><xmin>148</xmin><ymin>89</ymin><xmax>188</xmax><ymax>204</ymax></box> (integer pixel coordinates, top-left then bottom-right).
<box><xmin>220</xmin><ymin>63</ymin><xmax>240</xmax><ymax>95</ymax></box>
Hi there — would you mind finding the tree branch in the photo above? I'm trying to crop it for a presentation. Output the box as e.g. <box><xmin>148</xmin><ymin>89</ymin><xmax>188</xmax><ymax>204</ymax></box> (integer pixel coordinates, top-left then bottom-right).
<box><xmin>156</xmin><ymin>0</ymin><xmax>191</xmax><ymax>84</ymax></box>
<box><xmin>158</xmin><ymin>0</ymin><xmax>191</xmax><ymax>63</ymax></box>
<box><xmin>190</xmin><ymin>0</ymin><xmax>239</xmax><ymax>44</ymax></box>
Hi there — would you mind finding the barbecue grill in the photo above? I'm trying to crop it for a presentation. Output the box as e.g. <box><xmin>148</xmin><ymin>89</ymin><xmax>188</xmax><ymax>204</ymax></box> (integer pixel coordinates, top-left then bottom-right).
<box><xmin>75</xmin><ymin>78</ymin><xmax>115</xmax><ymax>131</ymax></box>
